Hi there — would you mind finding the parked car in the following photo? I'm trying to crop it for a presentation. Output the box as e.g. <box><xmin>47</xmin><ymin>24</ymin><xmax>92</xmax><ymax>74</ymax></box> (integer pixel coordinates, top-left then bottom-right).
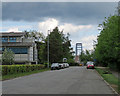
<box><xmin>66</xmin><ymin>63</ymin><xmax>69</xmax><ymax>68</ymax></box>
<box><xmin>79</xmin><ymin>64</ymin><xmax>82</xmax><ymax>66</ymax></box>
<box><xmin>63</xmin><ymin>63</ymin><xmax>66</xmax><ymax>68</ymax></box>
<box><xmin>86</xmin><ymin>61</ymin><xmax>93</xmax><ymax>65</ymax></box>
<box><xmin>86</xmin><ymin>62</ymin><xmax>94</xmax><ymax>69</ymax></box>
<box><xmin>59</xmin><ymin>63</ymin><xmax>64</xmax><ymax>69</ymax></box>
<box><xmin>51</xmin><ymin>63</ymin><xmax>60</xmax><ymax>70</ymax></box>
<box><xmin>63</xmin><ymin>63</ymin><xmax>69</xmax><ymax>68</ymax></box>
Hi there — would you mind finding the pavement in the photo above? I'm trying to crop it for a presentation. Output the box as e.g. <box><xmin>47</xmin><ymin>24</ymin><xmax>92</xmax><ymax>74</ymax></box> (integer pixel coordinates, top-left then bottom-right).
<box><xmin>2</xmin><ymin>66</ymin><xmax>115</xmax><ymax>94</ymax></box>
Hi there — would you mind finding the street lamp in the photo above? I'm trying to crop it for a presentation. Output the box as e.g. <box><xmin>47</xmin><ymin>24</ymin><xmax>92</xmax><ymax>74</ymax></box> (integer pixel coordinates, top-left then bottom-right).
<box><xmin>93</xmin><ymin>40</ymin><xmax>97</xmax><ymax>64</ymax></box>
<box><xmin>47</xmin><ymin>30</ymin><xmax>50</xmax><ymax>68</ymax></box>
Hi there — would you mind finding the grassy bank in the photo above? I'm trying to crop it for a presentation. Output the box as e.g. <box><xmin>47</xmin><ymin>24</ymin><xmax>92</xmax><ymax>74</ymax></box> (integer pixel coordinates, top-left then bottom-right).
<box><xmin>96</xmin><ymin>67</ymin><xmax>120</xmax><ymax>94</ymax></box>
<box><xmin>2</xmin><ymin>68</ymin><xmax>50</xmax><ymax>81</ymax></box>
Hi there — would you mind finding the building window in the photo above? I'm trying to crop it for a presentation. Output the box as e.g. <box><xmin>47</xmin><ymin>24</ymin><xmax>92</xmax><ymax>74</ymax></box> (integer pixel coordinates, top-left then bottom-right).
<box><xmin>9</xmin><ymin>47</ymin><xmax>28</xmax><ymax>54</ymax></box>
<box><xmin>2</xmin><ymin>37</ymin><xmax>8</xmax><ymax>42</ymax></box>
<box><xmin>9</xmin><ymin>37</ymin><xmax>16</xmax><ymax>42</ymax></box>
<box><xmin>1</xmin><ymin>47</ymin><xmax>28</xmax><ymax>54</ymax></box>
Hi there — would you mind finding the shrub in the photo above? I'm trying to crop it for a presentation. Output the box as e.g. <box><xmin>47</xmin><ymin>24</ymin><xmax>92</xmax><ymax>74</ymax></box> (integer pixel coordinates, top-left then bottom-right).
<box><xmin>43</xmin><ymin>62</ymin><xmax>49</xmax><ymax>68</ymax></box>
<box><xmin>2</xmin><ymin>48</ymin><xmax>15</xmax><ymax>65</ymax></box>
<box><xmin>2</xmin><ymin>64</ymin><xmax>45</xmax><ymax>76</ymax></box>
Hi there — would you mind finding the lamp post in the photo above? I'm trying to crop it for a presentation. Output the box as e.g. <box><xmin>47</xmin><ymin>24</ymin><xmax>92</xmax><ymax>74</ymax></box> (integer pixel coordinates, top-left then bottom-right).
<box><xmin>93</xmin><ymin>40</ymin><xmax>97</xmax><ymax>64</ymax></box>
<box><xmin>47</xmin><ymin>30</ymin><xmax>50</xmax><ymax>68</ymax></box>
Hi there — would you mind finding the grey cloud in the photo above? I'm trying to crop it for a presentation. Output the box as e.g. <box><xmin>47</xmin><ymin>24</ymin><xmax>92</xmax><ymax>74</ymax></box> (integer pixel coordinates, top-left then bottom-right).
<box><xmin>2</xmin><ymin>2</ymin><xmax>117</xmax><ymax>25</ymax></box>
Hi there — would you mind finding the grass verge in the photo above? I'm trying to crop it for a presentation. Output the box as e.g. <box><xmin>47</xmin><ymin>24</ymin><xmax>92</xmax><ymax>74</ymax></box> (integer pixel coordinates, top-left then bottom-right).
<box><xmin>2</xmin><ymin>68</ymin><xmax>50</xmax><ymax>81</ymax></box>
<box><xmin>96</xmin><ymin>67</ymin><xmax>120</xmax><ymax>94</ymax></box>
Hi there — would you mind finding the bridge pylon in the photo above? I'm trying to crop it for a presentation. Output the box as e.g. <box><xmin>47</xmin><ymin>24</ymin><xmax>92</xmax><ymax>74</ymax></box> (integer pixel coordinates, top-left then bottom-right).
<box><xmin>75</xmin><ymin>43</ymin><xmax>82</xmax><ymax>63</ymax></box>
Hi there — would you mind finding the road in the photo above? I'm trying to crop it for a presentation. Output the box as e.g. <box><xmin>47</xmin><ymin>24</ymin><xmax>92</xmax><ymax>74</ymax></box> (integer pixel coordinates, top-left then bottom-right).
<box><xmin>2</xmin><ymin>66</ymin><xmax>115</xmax><ymax>94</ymax></box>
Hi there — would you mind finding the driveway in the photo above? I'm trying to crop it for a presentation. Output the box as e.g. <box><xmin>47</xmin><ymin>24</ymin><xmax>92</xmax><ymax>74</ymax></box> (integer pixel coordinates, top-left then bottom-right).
<box><xmin>2</xmin><ymin>66</ymin><xmax>115</xmax><ymax>94</ymax></box>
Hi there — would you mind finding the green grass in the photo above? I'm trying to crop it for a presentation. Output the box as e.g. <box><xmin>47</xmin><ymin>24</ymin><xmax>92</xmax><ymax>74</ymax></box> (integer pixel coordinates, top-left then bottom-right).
<box><xmin>103</xmin><ymin>74</ymin><xmax>119</xmax><ymax>85</ymax></box>
<box><xmin>96</xmin><ymin>67</ymin><xmax>120</xmax><ymax>94</ymax></box>
<box><xmin>1</xmin><ymin>68</ymin><xmax>50</xmax><ymax>81</ymax></box>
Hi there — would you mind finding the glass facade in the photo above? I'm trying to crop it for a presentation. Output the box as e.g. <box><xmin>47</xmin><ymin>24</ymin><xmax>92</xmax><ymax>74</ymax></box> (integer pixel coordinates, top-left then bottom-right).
<box><xmin>9</xmin><ymin>47</ymin><xmax>28</xmax><ymax>54</ymax></box>
<box><xmin>0</xmin><ymin>37</ymin><xmax>16</xmax><ymax>42</ymax></box>
<box><xmin>0</xmin><ymin>37</ymin><xmax>8</xmax><ymax>42</ymax></box>
<box><xmin>1</xmin><ymin>47</ymin><xmax>28</xmax><ymax>54</ymax></box>
<box><xmin>9</xmin><ymin>37</ymin><xmax>16</xmax><ymax>42</ymax></box>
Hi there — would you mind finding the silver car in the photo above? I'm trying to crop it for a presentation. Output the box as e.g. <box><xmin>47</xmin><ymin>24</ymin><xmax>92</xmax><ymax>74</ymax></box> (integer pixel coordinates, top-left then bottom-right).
<box><xmin>51</xmin><ymin>63</ymin><xmax>60</xmax><ymax>70</ymax></box>
<box><xmin>63</xmin><ymin>63</ymin><xmax>69</xmax><ymax>68</ymax></box>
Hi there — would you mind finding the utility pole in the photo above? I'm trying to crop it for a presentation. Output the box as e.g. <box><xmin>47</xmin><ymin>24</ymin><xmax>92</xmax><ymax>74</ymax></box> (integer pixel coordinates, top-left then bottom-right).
<box><xmin>47</xmin><ymin>30</ymin><xmax>50</xmax><ymax>68</ymax></box>
<box><xmin>93</xmin><ymin>40</ymin><xmax>97</xmax><ymax>64</ymax></box>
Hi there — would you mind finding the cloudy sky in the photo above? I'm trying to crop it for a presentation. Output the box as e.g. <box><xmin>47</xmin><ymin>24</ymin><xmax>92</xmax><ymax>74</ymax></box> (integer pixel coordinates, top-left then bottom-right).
<box><xmin>1</xmin><ymin>2</ymin><xmax>118</xmax><ymax>52</ymax></box>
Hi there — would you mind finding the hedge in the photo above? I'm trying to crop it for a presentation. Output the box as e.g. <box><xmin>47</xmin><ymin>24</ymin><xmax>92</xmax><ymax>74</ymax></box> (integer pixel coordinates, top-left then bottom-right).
<box><xmin>1</xmin><ymin>64</ymin><xmax>45</xmax><ymax>76</ymax></box>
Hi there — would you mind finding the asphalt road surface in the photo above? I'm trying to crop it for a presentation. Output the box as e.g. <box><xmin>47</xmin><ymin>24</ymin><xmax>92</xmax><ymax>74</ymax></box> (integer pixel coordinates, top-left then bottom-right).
<box><xmin>2</xmin><ymin>66</ymin><xmax>115</xmax><ymax>94</ymax></box>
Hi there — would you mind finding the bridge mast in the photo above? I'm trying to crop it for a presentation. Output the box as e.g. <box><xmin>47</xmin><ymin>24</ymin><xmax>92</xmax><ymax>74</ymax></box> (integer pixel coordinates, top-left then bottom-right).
<box><xmin>75</xmin><ymin>43</ymin><xmax>82</xmax><ymax>63</ymax></box>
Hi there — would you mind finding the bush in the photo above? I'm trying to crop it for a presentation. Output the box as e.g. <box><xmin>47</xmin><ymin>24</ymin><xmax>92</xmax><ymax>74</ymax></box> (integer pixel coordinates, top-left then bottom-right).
<box><xmin>2</xmin><ymin>64</ymin><xmax>45</xmax><ymax>76</ymax></box>
<box><xmin>43</xmin><ymin>62</ymin><xmax>51</xmax><ymax>68</ymax></box>
<box><xmin>43</xmin><ymin>62</ymin><xmax>48</xmax><ymax>68</ymax></box>
<box><xmin>2</xmin><ymin>48</ymin><xmax>15</xmax><ymax>65</ymax></box>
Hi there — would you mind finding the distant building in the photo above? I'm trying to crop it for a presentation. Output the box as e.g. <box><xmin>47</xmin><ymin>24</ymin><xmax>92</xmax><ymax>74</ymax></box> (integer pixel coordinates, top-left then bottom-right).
<box><xmin>0</xmin><ymin>32</ymin><xmax>38</xmax><ymax>64</ymax></box>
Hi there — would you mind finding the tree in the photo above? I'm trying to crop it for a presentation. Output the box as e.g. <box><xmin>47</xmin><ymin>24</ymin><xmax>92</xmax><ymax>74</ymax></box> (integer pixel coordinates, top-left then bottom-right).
<box><xmin>36</xmin><ymin>42</ymin><xmax>45</xmax><ymax>63</ymax></box>
<box><xmin>45</xmin><ymin>27</ymin><xmax>64</xmax><ymax>63</ymax></box>
<box><xmin>23</xmin><ymin>28</ymin><xmax>74</xmax><ymax>64</ymax></box>
<box><xmin>24</xmin><ymin>30</ymin><xmax>45</xmax><ymax>42</ymax></box>
<box><xmin>2</xmin><ymin>48</ymin><xmax>14</xmax><ymax>65</ymax></box>
<box><xmin>43</xmin><ymin>27</ymin><xmax>74</xmax><ymax>63</ymax></box>
<box><xmin>79</xmin><ymin>50</ymin><xmax>94</xmax><ymax>65</ymax></box>
<box><xmin>62</xmin><ymin>33</ymin><xmax>73</xmax><ymax>62</ymax></box>
<box><xmin>95</xmin><ymin>15</ymin><xmax>120</xmax><ymax>70</ymax></box>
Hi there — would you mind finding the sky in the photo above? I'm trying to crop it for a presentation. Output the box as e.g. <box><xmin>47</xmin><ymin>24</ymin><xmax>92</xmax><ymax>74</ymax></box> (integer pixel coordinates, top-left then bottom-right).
<box><xmin>1</xmin><ymin>2</ymin><xmax>118</xmax><ymax>53</ymax></box>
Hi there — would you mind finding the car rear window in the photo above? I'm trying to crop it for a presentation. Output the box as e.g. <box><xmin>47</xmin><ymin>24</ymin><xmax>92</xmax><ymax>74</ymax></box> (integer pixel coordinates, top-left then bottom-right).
<box><xmin>89</xmin><ymin>63</ymin><xmax>94</xmax><ymax>65</ymax></box>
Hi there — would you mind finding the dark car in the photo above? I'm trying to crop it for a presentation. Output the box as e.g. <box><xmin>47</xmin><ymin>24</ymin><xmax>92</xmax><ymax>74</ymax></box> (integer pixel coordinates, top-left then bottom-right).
<box><xmin>51</xmin><ymin>63</ymin><xmax>60</xmax><ymax>70</ymax></box>
<box><xmin>87</xmin><ymin>62</ymin><xmax>94</xmax><ymax>69</ymax></box>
